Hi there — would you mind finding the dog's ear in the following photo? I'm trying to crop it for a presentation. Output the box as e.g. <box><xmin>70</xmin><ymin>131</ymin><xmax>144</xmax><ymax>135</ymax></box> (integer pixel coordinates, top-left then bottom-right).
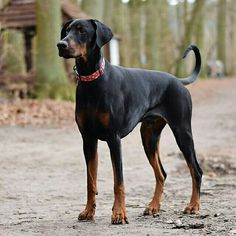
<box><xmin>90</xmin><ymin>19</ymin><xmax>113</xmax><ymax>48</ymax></box>
<box><xmin>61</xmin><ymin>20</ymin><xmax>73</xmax><ymax>40</ymax></box>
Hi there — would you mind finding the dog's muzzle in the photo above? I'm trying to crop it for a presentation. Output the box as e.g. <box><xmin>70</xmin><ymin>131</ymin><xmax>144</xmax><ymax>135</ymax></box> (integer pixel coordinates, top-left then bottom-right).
<box><xmin>57</xmin><ymin>40</ymin><xmax>71</xmax><ymax>57</ymax></box>
<box><xmin>57</xmin><ymin>40</ymin><xmax>69</xmax><ymax>50</ymax></box>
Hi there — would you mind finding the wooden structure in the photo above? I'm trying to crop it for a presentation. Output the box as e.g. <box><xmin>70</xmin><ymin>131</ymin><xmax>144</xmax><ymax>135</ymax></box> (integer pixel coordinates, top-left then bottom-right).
<box><xmin>0</xmin><ymin>0</ymin><xmax>120</xmax><ymax>71</ymax></box>
<box><xmin>0</xmin><ymin>0</ymin><xmax>90</xmax><ymax>28</ymax></box>
<box><xmin>0</xmin><ymin>0</ymin><xmax>120</xmax><ymax>97</ymax></box>
<box><xmin>0</xmin><ymin>0</ymin><xmax>91</xmax><ymax>73</ymax></box>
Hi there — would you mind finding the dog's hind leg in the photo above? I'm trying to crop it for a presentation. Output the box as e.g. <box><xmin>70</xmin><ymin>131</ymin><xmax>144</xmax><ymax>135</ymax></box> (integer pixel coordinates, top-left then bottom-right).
<box><xmin>170</xmin><ymin>123</ymin><xmax>203</xmax><ymax>214</ymax></box>
<box><xmin>140</xmin><ymin>117</ymin><xmax>167</xmax><ymax>215</ymax></box>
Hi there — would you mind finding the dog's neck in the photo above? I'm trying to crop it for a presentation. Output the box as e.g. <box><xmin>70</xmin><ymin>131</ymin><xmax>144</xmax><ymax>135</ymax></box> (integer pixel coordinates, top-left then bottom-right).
<box><xmin>75</xmin><ymin>50</ymin><xmax>103</xmax><ymax>76</ymax></box>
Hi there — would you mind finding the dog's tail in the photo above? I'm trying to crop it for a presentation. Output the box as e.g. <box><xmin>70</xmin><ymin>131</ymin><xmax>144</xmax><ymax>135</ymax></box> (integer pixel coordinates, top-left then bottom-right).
<box><xmin>179</xmin><ymin>45</ymin><xmax>201</xmax><ymax>86</ymax></box>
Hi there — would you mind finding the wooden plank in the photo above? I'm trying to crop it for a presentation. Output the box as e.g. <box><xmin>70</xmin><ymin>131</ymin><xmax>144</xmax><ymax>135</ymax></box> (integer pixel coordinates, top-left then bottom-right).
<box><xmin>0</xmin><ymin>0</ymin><xmax>89</xmax><ymax>28</ymax></box>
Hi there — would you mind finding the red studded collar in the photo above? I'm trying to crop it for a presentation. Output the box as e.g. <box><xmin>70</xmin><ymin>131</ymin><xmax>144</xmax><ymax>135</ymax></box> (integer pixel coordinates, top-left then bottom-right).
<box><xmin>73</xmin><ymin>58</ymin><xmax>105</xmax><ymax>82</ymax></box>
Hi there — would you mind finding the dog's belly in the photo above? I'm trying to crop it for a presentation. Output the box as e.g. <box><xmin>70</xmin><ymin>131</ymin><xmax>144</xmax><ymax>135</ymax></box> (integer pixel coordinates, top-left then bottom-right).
<box><xmin>118</xmin><ymin>106</ymin><xmax>166</xmax><ymax>138</ymax></box>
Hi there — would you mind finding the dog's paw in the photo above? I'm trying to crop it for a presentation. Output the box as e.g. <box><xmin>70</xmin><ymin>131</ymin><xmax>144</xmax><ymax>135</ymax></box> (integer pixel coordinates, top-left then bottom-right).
<box><xmin>183</xmin><ymin>202</ymin><xmax>200</xmax><ymax>214</ymax></box>
<box><xmin>143</xmin><ymin>202</ymin><xmax>161</xmax><ymax>216</ymax></box>
<box><xmin>78</xmin><ymin>207</ymin><xmax>96</xmax><ymax>221</ymax></box>
<box><xmin>111</xmin><ymin>209</ymin><xmax>129</xmax><ymax>224</ymax></box>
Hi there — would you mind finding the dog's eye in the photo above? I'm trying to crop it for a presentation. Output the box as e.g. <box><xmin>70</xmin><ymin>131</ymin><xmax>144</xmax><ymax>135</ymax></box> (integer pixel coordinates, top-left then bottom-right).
<box><xmin>66</xmin><ymin>27</ymin><xmax>71</xmax><ymax>34</ymax></box>
<box><xmin>78</xmin><ymin>28</ymin><xmax>86</xmax><ymax>34</ymax></box>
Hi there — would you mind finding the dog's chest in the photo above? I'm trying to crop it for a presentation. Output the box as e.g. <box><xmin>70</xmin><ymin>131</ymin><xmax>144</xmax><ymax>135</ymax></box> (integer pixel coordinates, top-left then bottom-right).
<box><xmin>75</xmin><ymin>110</ymin><xmax>110</xmax><ymax>133</ymax></box>
<box><xmin>75</xmin><ymin>85</ymin><xmax>115</xmax><ymax>137</ymax></box>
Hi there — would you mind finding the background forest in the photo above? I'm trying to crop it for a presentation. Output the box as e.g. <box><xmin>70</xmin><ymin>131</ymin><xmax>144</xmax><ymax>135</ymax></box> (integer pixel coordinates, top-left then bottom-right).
<box><xmin>81</xmin><ymin>0</ymin><xmax>236</xmax><ymax>76</ymax></box>
<box><xmin>0</xmin><ymin>2</ymin><xmax>236</xmax><ymax>235</ymax></box>
<box><xmin>0</xmin><ymin>0</ymin><xmax>236</xmax><ymax>99</ymax></box>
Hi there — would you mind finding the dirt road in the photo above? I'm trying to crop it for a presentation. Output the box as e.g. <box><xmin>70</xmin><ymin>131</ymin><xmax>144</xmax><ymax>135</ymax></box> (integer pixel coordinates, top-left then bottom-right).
<box><xmin>0</xmin><ymin>78</ymin><xmax>236</xmax><ymax>235</ymax></box>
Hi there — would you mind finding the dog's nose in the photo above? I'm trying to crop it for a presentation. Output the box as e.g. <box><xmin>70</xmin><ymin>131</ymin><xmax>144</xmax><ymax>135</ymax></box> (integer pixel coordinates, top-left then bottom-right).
<box><xmin>57</xmin><ymin>40</ymin><xmax>68</xmax><ymax>49</ymax></box>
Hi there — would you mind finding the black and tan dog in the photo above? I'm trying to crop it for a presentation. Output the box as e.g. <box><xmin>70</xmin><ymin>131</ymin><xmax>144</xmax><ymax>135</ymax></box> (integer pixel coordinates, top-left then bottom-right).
<box><xmin>57</xmin><ymin>19</ymin><xmax>203</xmax><ymax>224</ymax></box>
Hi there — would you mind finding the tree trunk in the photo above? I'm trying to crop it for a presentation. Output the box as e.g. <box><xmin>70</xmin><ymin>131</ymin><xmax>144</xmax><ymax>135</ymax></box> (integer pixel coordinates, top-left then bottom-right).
<box><xmin>217</xmin><ymin>0</ymin><xmax>226</xmax><ymax>74</ymax></box>
<box><xmin>195</xmin><ymin>3</ymin><xmax>207</xmax><ymax>78</ymax></box>
<box><xmin>176</xmin><ymin>0</ymin><xmax>205</xmax><ymax>76</ymax></box>
<box><xmin>227</xmin><ymin>0</ymin><xmax>236</xmax><ymax>75</ymax></box>
<box><xmin>156</xmin><ymin>0</ymin><xmax>174</xmax><ymax>72</ymax></box>
<box><xmin>2</xmin><ymin>29</ymin><xmax>26</xmax><ymax>75</ymax></box>
<box><xmin>81</xmin><ymin>0</ymin><xmax>104</xmax><ymax>21</ymax></box>
<box><xmin>0</xmin><ymin>0</ymin><xmax>10</xmax><ymax>9</ymax></box>
<box><xmin>35</xmin><ymin>0</ymin><xmax>73</xmax><ymax>100</ymax></box>
<box><xmin>128</xmin><ymin>1</ymin><xmax>142</xmax><ymax>68</ymax></box>
<box><xmin>105</xmin><ymin>0</ymin><xmax>131</xmax><ymax>66</ymax></box>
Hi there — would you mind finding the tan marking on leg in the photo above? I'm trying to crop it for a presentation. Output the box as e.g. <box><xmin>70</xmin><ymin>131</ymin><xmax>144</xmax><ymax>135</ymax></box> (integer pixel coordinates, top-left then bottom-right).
<box><xmin>78</xmin><ymin>151</ymin><xmax>98</xmax><ymax>221</ymax></box>
<box><xmin>184</xmin><ymin>165</ymin><xmax>200</xmax><ymax>214</ymax></box>
<box><xmin>111</xmin><ymin>159</ymin><xmax>128</xmax><ymax>224</ymax></box>
<box><xmin>144</xmin><ymin>145</ymin><xmax>165</xmax><ymax>215</ymax></box>
<box><xmin>141</xmin><ymin>119</ymin><xmax>166</xmax><ymax>216</ymax></box>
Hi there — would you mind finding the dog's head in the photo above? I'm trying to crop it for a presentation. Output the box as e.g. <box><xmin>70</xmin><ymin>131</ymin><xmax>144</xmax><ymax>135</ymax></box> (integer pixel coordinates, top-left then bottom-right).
<box><xmin>57</xmin><ymin>19</ymin><xmax>113</xmax><ymax>60</ymax></box>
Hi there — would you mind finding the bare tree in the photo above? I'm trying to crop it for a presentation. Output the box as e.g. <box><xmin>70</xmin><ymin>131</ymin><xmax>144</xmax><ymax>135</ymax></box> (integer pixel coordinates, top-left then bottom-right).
<box><xmin>217</xmin><ymin>0</ymin><xmax>226</xmax><ymax>73</ymax></box>
<box><xmin>175</xmin><ymin>0</ymin><xmax>205</xmax><ymax>76</ymax></box>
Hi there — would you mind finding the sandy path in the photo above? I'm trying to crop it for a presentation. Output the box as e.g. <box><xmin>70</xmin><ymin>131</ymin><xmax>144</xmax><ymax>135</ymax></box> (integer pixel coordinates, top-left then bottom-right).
<box><xmin>0</xmin><ymin>78</ymin><xmax>236</xmax><ymax>235</ymax></box>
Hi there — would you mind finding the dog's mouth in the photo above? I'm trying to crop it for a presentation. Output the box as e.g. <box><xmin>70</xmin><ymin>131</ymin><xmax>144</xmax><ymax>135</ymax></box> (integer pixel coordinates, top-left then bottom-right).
<box><xmin>59</xmin><ymin>50</ymin><xmax>87</xmax><ymax>62</ymax></box>
<box><xmin>57</xmin><ymin>43</ymin><xmax>87</xmax><ymax>62</ymax></box>
<box><xmin>58</xmin><ymin>47</ymin><xmax>80</xmax><ymax>59</ymax></box>
<box><xmin>58</xmin><ymin>49</ymin><xmax>68</xmax><ymax>58</ymax></box>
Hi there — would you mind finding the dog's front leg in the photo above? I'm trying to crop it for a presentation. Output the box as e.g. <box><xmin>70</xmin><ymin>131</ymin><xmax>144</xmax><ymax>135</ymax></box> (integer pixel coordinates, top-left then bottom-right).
<box><xmin>108</xmin><ymin>136</ymin><xmax>128</xmax><ymax>224</ymax></box>
<box><xmin>78</xmin><ymin>137</ymin><xmax>98</xmax><ymax>221</ymax></box>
